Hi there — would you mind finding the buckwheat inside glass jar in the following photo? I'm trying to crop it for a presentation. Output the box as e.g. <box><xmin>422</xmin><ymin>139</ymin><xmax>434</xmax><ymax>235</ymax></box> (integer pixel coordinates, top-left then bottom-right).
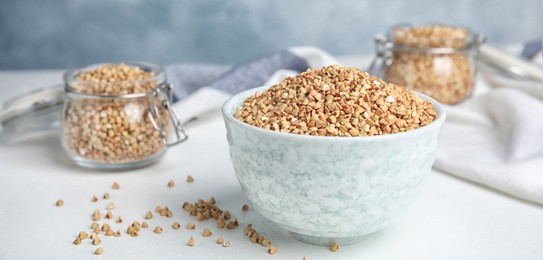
<box><xmin>62</xmin><ymin>62</ymin><xmax>187</xmax><ymax>169</ymax></box>
<box><xmin>369</xmin><ymin>24</ymin><xmax>485</xmax><ymax>104</ymax></box>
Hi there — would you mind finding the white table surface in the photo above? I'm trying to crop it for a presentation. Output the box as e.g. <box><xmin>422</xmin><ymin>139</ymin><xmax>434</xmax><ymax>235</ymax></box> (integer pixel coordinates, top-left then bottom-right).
<box><xmin>1</xmin><ymin>70</ymin><xmax>542</xmax><ymax>260</ymax></box>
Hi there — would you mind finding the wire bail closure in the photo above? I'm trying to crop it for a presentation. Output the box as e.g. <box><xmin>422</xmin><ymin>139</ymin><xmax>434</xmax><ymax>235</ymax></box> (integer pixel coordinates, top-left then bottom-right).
<box><xmin>368</xmin><ymin>35</ymin><xmax>394</xmax><ymax>78</ymax></box>
<box><xmin>148</xmin><ymin>83</ymin><xmax>188</xmax><ymax>147</ymax></box>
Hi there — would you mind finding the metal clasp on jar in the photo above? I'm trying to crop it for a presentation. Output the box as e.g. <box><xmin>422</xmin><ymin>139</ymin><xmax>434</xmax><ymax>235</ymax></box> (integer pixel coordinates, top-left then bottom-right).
<box><xmin>368</xmin><ymin>35</ymin><xmax>395</xmax><ymax>78</ymax></box>
<box><xmin>147</xmin><ymin>83</ymin><xmax>188</xmax><ymax>146</ymax></box>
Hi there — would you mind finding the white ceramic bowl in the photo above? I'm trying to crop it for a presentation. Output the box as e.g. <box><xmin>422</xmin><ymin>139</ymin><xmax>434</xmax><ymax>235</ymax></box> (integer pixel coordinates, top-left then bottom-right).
<box><xmin>222</xmin><ymin>86</ymin><xmax>446</xmax><ymax>246</ymax></box>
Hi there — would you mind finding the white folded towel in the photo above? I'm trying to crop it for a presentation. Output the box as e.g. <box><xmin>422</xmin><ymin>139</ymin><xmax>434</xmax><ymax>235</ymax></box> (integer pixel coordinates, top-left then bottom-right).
<box><xmin>434</xmin><ymin>82</ymin><xmax>543</xmax><ymax>204</ymax></box>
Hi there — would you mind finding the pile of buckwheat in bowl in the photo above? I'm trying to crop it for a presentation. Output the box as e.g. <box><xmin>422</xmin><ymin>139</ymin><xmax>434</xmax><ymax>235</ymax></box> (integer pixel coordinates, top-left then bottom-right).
<box><xmin>223</xmin><ymin>65</ymin><xmax>446</xmax><ymax>247</ymax></box>
<box><xmin>235</xmin><ymin>65</ymin><xmax>437</xmax><ymax>136</ymax></box>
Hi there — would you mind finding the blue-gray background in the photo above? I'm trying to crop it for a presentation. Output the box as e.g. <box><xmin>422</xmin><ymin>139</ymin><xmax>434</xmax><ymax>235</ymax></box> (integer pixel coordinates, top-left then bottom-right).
<box><xmin>0</xmin><ymin>0</ymin><xmax>541</xmax><ymax>69</ymax></box>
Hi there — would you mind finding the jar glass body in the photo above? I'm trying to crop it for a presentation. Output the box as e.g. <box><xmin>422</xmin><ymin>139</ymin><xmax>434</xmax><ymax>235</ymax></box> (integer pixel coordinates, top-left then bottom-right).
<box><xmin>372</xmin><ymin>24</ymin><xmax>484</xmax><ymax>104</ymax></box>
<box><xmin>62</xmin><ymin>93</ymin><xmax>170</xmax><ymax>169</ymax></box>
<box><xmin>384</xmin><ymin>48</ymin><xmax>476</xmax><ymax>104</ymax></box>
<box><xmin>61</xmin><ymin>62</ymin><xmax>176</xmax><ymax>170</ymax></box>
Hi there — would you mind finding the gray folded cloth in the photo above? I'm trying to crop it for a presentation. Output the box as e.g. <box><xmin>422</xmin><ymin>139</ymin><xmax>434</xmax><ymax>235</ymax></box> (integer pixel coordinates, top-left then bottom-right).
<box><xmin>165</xmin><ymin>50</ymin><xmax>308</xmax><ymax>102</ymax></box>
<box><xmin>521</xmin><ymin>38</ymin><xmax>542</xmax><ymax>59</ymax></box>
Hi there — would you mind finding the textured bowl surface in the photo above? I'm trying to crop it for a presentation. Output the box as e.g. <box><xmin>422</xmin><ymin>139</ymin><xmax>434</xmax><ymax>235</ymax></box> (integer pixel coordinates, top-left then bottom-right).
<box><xmin>222</xmin><ymin>86</ymin><xmax>446</xmax><ymax>246</ymax></box>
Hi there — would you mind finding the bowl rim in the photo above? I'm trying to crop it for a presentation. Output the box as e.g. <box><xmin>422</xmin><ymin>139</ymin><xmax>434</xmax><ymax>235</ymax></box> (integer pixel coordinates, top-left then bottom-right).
<box><xmin>222</xmin><ymin>86</ymin><xmax>446</xmax><ymax>142</ymax></box>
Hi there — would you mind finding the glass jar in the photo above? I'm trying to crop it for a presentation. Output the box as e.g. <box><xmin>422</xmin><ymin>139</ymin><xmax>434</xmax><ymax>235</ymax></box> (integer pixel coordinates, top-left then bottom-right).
<box><xmin>369</xmin><ymin>24</ymin><xmax>486</xmax><ymax>104</ymax></box>
<box><xmin>61</xmin><ymin>62</ymin><xmax>187</xmax><ymax>169</ymax></box>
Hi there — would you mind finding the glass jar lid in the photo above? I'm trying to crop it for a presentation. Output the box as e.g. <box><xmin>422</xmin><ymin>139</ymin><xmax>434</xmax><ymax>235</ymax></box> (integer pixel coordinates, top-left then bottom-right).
<box><xmin>389</xmin><ymin>23</ymin><xmax>473</xmax><ymax>49</ymax></box>
<box><xmin>0</xmin><ymin>84</ymin><xmax>64</xmax><ymax>143</ymax></box>
<box><xmin>384</xmin><ymin>23</ymin><xmax>486</xmax><ymax>54</ymax></box>
<box><xmin>64</xmin><ymin>61</ymin><xmax>166</xmax><ymax>97</ymax></box>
